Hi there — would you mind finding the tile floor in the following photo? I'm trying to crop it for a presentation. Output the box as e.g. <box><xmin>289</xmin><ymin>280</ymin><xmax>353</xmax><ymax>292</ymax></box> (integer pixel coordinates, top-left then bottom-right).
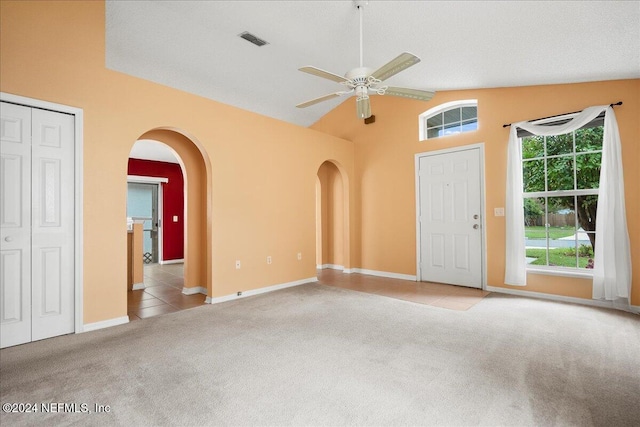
<box><xmin>317</xmin><ymin>268</ymin><xmax>490</xmax><ymax>310</ymax></box>
<box><xmin>128</xmin><ymin>265</ymin><xmax>491</xmax><ymax>321</ymax></box>
<box><xmin>127</xmin><ymin>263</ymin><xmax>207</xmax><ymax>321</ymax></box>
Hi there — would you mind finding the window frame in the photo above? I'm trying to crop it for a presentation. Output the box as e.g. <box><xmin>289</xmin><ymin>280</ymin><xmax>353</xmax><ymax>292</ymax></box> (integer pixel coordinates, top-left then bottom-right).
<box><xmin>419</xmin><ymin>99</ymin><xmax>478</xmax><ymax>141</ymax></box>
<box><xmin>521</xmin><ymin>120</ymin><xmax>603</xmax><ymax>275</ymax></box>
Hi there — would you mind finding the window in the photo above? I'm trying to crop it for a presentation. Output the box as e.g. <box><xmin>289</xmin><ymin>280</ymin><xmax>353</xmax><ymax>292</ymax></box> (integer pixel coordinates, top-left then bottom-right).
<box><xmin>522</xmin><ymin>122</ymin><xmax>603</xmax><ymax>270</ymax></box>
<box><xmin>419</xmin><ymin>100</ymin><xmax>478</xmax><ymax>140</ymax></box>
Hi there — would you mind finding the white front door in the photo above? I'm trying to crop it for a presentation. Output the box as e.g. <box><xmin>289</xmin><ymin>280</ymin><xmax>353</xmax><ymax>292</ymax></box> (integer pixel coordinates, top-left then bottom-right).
<box><xmin>417</xmin><ymin>147</ymin><xmax>483</xmax><ymax>288</ymax></box>
<box><xmin>1</xmin><ymin>102</ymin><xmax>75</xmax><ymax>348</ymax></box>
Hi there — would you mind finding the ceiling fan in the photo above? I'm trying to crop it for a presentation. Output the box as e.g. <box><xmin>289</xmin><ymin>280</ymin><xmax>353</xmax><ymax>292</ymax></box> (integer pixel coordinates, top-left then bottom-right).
<box><xmin>296</xmin><ymin>0</ymin><xmax>435</xmax><ymax>119</ymax></box>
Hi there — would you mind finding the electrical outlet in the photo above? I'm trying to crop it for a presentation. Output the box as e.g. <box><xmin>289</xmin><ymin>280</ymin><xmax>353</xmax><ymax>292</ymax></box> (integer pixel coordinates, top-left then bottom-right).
<box><xmin>235</xmin><ymin>260</ymin><xmax>241</xmax><ymax>269</ymax></box>
<box><xmin>267</xmin><ymin>256</ymin><xmax>272</xmax><ymax>264</ymax></box>
<box><xmin>237</xmin><ymin>291</ymin><xmax>242</xmax><ymax>296</ymax></box>
<box><xmin>297</xmin><ymin>252</ymin><xmax>302</xmax><ymax>260</ymax></box>
<box><xmin>494</xmin><ymin>207</ymin><xmax>505</xmax><ymax>217</ymax></box>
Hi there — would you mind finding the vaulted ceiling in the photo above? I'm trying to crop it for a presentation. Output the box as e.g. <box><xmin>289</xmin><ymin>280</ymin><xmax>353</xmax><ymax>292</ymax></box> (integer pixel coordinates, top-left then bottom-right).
<box><xmin>107</xmin><ymin>0</ymin><xmax>640</xmax><ymax>129</ymax></box>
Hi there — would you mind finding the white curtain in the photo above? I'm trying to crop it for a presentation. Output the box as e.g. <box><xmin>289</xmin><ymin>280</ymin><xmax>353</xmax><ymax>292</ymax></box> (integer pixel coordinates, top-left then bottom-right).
<box><xmin>504</xmin><ymin>106</ymin><xmax>631</xmax><ymax>307</ymax></box>
<box><xmin>593</xmin><ymin>110</ymin><xmax>632</xmax><ymax>305</ymax></box>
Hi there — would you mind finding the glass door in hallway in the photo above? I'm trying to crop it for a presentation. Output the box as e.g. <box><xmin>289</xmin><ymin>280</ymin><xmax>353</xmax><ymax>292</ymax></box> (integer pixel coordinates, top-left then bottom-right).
<box><xmin>127</xmin><ymin>182</ymin><xmax>160</xmax><ymax>264</ymax></box>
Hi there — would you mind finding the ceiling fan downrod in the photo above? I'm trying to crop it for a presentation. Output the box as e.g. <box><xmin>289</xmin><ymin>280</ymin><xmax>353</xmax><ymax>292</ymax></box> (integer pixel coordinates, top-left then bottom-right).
<box><xmin>357</xmin><ymin>1</ymin><xmax>365</xmax><ymax>68</ymax></box>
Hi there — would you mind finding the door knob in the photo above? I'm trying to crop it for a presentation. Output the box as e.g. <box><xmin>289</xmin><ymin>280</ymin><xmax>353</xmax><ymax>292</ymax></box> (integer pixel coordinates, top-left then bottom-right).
<box><xmin>4</xmin><ymin>236</ymin><xmax>13</xmax><ymax>242</ymax></box>
<box><xmin>473</xmin><ymin>224</ymin><xmax>479</xmax><ymax>229</ymax></box>
<box><xmin>473</xmin><ymin>214</ymin><xmax>479</xmax><ymax>219</ymax></box>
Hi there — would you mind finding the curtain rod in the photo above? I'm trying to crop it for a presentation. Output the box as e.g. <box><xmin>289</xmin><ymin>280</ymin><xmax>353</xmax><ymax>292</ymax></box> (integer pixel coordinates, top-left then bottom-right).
<box><xmin>502</xmin><ymin>101</ymin><xmax>623</xmax><ymax>128</ymax></box>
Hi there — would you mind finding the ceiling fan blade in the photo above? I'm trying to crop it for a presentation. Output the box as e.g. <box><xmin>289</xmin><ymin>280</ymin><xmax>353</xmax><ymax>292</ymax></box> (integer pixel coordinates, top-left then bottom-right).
<box><xmin>356</xmin><ymin>97</ymin><xmax>371</xmax><ymax>119</ymax></box>
<box><xmin>370</xmin><ymin>52</ymin><xmax>421</xmax><ymax>82</ymax></box>
<box><xmin>296</xmin><ymin>92</ymin><xmax>344</xmax><ymax>108</ymax></box>
<box><xmin>299</xmin><ymin>66</ymin><xmax>350</xmax><ymax>83</ymax></box>
<box><xmin>384</xmin><ymin>87</ymin><xmax>435</xmax><ymax>102</ymax></box>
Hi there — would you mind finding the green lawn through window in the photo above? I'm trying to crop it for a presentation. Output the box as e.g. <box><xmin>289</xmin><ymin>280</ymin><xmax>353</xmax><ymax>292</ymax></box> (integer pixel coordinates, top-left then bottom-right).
<box><xmin>525</xmin><ymin>226</ymin><xmax>575</xmax><ymax>240</ymax></box>
<box><xmin>526</xmin><ymin>248</ymin><xmax>591</xmax><ymax>268</ymax></box>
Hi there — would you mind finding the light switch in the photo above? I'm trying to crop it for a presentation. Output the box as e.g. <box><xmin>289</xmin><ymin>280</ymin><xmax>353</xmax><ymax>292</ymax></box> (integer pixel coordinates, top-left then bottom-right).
<box><xmin>173</xmin><ymin>215</ymin><xmax>178</xmax><ymax>222</ymax></box>
<box><xmin>494</xmin><ymin>207</ymin><xmax>505</xmax><ymax>217</ymax></box>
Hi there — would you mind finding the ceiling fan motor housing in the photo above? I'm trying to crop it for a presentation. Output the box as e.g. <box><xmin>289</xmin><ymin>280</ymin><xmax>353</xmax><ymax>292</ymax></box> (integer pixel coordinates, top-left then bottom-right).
<box><xmin>345</xmin><ymin>67</ymin><xmax>373</xmax><ymax>83</ymax></box>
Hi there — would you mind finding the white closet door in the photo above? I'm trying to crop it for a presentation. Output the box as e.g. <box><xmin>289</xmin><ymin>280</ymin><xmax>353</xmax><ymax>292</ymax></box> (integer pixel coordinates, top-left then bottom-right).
<box><xmin>0</xmin><ymin>102</ymin><xmax>32</xmax><ymax>348</ymax></box>
<box><xmin>30</xmin><ymin>108</ymin><xmax>75</xmax><ymax>341</ymax></box>
<box><xmin>0</xmin><ymin>102</ymin><xmax>75</xmax><ymax>348</ymax></box>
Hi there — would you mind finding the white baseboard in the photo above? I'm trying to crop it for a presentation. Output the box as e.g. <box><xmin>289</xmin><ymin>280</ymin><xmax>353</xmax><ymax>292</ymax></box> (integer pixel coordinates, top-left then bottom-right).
<box><xmin>132</xmin><ymin>282</ymin><xmax>145</xmax><ymax>290</ymax></box>
<box><xmin>349</xmin><ymin>268</ymin><xmax>417</xmax><ymax>282</ymax></box>
<box><xmin>316</xmin><ymin>265</ymin><xmax>417</xmax><ymax>281</ymax></box>
<box><xmin>182</xmin><ymin>286</ymin><xmax>207</xmax><ymax>295</ymax></box>
<box><xmin>205</xmin><ymin>277</ymin><xmax>317</xmax><ymax>304</ymax></box>
<box><xmin>82</xmin><ymin>316</ymin><xmax>129</xmax><ymax>333</ymax></box>
<box><xmin>487</xmin><ymin>286</ymin><xmax>640</xmax><ymax>313</ymax></box>
<box><xmin>317</xmin><ymin>264</ymin><xmax>344</xmax><ymax>271</ymax></box>
<box><xmin>160</xmin><ymin>258</ymin><xmax>184</xmax><ymax>265</ymax></box>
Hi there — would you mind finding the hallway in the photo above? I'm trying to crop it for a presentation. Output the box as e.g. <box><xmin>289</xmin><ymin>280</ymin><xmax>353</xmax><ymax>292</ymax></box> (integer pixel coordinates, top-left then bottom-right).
<box><xmin>127</xmin><ymin>263</ymin><xmax>207</xmax><ymax>320</ymax></box>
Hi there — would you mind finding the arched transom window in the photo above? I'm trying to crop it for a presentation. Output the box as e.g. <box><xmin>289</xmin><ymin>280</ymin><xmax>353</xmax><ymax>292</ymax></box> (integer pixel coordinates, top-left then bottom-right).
<box><xmin>419</xmin><ymin>100</ymin><xmax>478</xmax><ymax>140</ymax></box>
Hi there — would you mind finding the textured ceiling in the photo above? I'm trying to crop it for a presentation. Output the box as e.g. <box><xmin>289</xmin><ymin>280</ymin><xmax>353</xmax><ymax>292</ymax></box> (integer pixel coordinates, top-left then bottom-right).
<box><xmin>107</xmin><ymin>0</ymin><xmax>640</xmax><ymax>129</ymax></box>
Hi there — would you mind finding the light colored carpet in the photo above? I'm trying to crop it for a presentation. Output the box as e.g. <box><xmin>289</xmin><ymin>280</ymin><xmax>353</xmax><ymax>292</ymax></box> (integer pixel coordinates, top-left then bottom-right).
<box><xmin>1</xmin><ymin>283</ymin><xmax>639</xmax><ymax>426</ymax></box>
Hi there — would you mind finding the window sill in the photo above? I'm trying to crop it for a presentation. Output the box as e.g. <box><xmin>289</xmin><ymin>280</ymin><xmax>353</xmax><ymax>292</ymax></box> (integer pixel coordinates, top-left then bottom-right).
<box><xmin>526</xmin><ymin>267</ymin><xmax>593</xmax><ymax>280</ymax></box>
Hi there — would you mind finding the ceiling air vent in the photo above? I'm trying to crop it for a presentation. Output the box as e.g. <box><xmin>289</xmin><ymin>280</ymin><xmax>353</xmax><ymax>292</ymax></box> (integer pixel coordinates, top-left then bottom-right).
<box><xmin>239</xmin><ymin>31</ymin><xmax>268</xmax><ymax>47</ymax></box>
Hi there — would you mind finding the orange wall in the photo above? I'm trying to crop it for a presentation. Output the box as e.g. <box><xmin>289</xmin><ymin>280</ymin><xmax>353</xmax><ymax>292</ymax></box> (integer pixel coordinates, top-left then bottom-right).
<box><xmin>0</xmin><ymin>1</ymin><xmax>355</xmax><ymax>324</ymax></box>
<box><xmin>312</xmin><ymin>80</ymin><xmax>640</xmax><ymax>305</ymax></box>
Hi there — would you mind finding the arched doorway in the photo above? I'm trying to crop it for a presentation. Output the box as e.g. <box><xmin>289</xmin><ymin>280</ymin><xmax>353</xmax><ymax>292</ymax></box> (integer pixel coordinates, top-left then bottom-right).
<box><xmin>316</xmin><ymin>160</ymin><xmax>350</xmax><ymax>271</ymax></box>
<box><xmin>128</xmin><ymin>139</ymin><xmax>184</xmax><ymax>281</ymax></box>
<box><xmin>125</xmin><ymin>128</ymin><xmax>212</xmax><ymax>319</ymax></box>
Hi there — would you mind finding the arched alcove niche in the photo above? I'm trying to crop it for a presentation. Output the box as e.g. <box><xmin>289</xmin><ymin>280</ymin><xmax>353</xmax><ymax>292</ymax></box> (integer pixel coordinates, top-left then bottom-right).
<box><xmin>316</xmin><ymin>160</ymin><xmax>350</xmax><ymax>271</ymax></box>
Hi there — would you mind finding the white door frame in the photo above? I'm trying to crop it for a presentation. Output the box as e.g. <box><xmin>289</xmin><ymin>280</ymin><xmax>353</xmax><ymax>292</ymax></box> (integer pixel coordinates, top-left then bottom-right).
<box><xmin>1</xmin><ymin>92</ymin><xmax>84</xmax><ymax>333</ymax></box>
<box><xmin>415</xmin><ymin>143</ymin><xmax>487</xmax><ymax>288</ymax></box>
<box><xmin>127</xmin><ymin>175</ymin><xmax>167</xmax><ymax>263</ymax></box>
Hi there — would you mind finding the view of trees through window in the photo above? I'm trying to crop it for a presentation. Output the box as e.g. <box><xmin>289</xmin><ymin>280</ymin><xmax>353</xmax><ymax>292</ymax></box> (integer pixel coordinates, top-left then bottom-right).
<box><xmin>521</xmin><ymin>126</ymin><xmax>603</xmax><ymax>269</ymax></box>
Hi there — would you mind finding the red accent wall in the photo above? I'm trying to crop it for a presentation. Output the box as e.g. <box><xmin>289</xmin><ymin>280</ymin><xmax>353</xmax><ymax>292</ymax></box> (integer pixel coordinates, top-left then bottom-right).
<box><xmin>128</xmin><ymin>158</ymin><xmax>184</xmax><ymax>261</ymax></box>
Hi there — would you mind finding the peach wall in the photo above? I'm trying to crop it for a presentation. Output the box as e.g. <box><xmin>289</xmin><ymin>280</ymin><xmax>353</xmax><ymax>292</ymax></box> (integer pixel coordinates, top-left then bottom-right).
<box><xmin>312</xmin><ymin>79</ymin><xmax>640</xmax><ymax>306</ymax></box>
<box><xmin>1</xmin><ymin>0</ymin><xmax>637</xmax><ymax>325</ymax></box>
<box><xmin>0</xmin><ymin>1</ymin><xmax>355</xmax><ymax>323</ymax></box>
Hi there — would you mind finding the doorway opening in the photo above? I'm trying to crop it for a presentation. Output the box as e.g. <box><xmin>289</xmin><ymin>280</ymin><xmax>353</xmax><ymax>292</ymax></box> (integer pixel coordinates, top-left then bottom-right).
<box><xmin>127</xmin><ymin>181</ymin><xmax>162</xmax><ymax>265</ymax></box>
<box><xmin>316</xmin><ymin>160</ymin><xmax>350</xmax><ymax>271</ymax></box>
<box><xmin>125</xmin><ymin>129</ymin><xmax>211</xmax><ymax>320</ymax></box>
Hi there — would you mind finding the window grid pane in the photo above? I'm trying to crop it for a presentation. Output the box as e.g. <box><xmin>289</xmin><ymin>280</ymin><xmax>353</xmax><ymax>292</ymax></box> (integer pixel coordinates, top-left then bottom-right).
<box><xmin>462</xmin><ymin>106</ymin><xmax>477</xmax><ymax>121</ymax></box>
<box><xmin>443</xmin><ymin>108</ymin><xmax>461</xmax><ymax>124</ymax></box>
<box><xmin>461</xmin><ymin>119</ymin><xmax>478</xmax><ymax>132</ymax></box>
<box><xmin>427</xmin><ymin>113</ymin><xmax>443</xmax><ymax>128</ymax></box>
<box><xmin>427</xmin><ymin>127</ymin><xmax>441</xmax><ymax>139</ymax></box>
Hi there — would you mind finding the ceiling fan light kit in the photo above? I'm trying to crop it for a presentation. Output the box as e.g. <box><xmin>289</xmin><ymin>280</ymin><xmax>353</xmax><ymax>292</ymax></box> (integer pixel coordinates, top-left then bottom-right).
<box><xmin>296</xmin><ymin>0</ymin><xmax>435</xmax><ymax>119</ymax></box>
